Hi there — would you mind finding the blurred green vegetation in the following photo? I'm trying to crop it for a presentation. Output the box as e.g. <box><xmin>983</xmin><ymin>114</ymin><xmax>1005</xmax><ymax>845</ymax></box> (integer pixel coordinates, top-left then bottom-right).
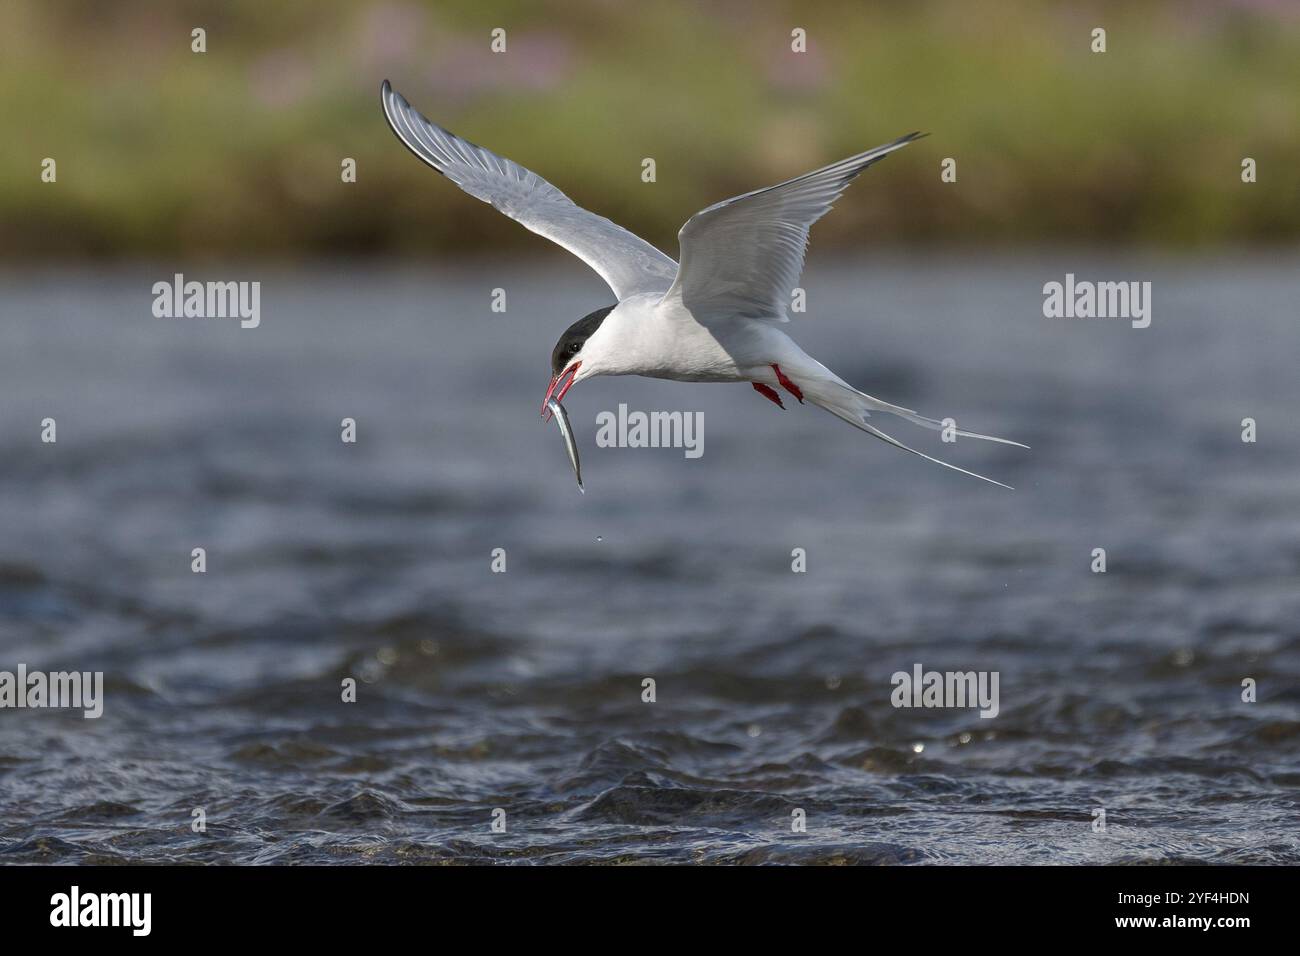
<box><xmin>2</xmin><ymin>0</ymin><xmax>1297</xmax><ymax>259</ymax></box>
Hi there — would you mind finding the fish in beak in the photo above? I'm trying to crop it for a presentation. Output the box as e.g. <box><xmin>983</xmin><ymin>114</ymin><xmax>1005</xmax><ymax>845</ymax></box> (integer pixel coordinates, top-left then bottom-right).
<box><xmin>545</xmin><ymin>396</ymin><xmax>583</xmax><ymax>493</ymax></box>
<box><xmin>541</xmin><ymin>361</ymin><xmax>581</xmax><ymax>421</ymax></box>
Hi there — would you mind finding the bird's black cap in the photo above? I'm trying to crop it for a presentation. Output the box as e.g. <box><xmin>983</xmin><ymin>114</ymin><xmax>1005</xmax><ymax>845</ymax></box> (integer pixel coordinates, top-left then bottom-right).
<box><xmin>551</xmin><ymin>305</ymin><xmax>615</xmax><ymax>375</ymax></box>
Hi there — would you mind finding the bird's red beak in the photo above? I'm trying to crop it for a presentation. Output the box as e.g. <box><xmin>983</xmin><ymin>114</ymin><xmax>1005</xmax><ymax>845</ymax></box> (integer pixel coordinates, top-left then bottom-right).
<box><xmin>541</xmin><ymin>362</ymin><xmax>581</xmax><ymax>420</ymax></box>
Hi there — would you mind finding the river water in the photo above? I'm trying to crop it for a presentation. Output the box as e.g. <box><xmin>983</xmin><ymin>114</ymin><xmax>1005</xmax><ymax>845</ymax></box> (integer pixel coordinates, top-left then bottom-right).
<box><xmin>1</xmin><ymin>254</ymin><xmax>1297</xmax><ymax>863</ymax></box>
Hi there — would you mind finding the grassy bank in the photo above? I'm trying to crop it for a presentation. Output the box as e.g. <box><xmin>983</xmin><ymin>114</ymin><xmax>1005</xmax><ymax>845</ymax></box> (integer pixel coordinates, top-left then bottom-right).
<box><xmin>2</xmin><ymin>0</ymin><xmax>1297</xmax><ymax>258</ymax></box>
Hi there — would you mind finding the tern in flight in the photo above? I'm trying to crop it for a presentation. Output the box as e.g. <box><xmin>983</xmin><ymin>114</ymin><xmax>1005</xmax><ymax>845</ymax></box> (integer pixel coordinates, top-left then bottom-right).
<box><xmin>381</xmin><ymin>80</ymin><xmax>1026</xmax><ymax>488</ymax></box>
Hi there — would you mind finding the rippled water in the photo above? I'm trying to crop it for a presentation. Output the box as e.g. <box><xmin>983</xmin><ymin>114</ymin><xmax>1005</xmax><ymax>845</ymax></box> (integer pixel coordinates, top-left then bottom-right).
<box><xmin>1</xmin><ymin>256</ymin><xmax>1298</xmax><ymax>864</ymax></box>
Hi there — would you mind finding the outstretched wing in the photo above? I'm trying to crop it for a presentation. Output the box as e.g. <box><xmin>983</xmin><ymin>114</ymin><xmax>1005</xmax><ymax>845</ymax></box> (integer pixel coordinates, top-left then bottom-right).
<box><xmin>381</xmin><ymin>80</ymin><xmax>678</xmax><ymax>300</ymax></box>
<box><xmin>661</xmin><ymin>133</ymin><xmax>925</xmax><ymax>322</ymax></box>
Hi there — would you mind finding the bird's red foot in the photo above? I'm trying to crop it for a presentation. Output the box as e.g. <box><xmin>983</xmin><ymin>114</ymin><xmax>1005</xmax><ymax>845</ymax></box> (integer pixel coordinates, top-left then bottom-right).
<box><xmin>752</xmin><ymin>382</ymin><xmax>785</xmax><ymax>409</ymax></box>
<box><xmin>771</xmin><ymin>364</ymin><xmax>804</xmax><ymax>403</ymax></box>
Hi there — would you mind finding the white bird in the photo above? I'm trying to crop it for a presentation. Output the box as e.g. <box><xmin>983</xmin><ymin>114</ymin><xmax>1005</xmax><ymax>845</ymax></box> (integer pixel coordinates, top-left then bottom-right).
<box><xmin>381</xmin><ymin>80</ymin><xmax>1026</xmax><ymax>488</ymax></box>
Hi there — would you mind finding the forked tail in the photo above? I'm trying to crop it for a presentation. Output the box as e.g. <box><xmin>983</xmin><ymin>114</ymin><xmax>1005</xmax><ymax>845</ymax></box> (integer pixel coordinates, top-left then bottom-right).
<box><xmin>805</xmin><ymin>378</ymin><xmax>1027</xmax><ymax>490</ymax></box>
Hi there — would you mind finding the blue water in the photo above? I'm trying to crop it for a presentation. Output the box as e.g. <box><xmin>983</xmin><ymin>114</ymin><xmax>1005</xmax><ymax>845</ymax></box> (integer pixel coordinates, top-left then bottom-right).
<box><xmin>1</xmin><ymin>255</ymin><xmax>1297</xmax><ymax>863</ymax></box>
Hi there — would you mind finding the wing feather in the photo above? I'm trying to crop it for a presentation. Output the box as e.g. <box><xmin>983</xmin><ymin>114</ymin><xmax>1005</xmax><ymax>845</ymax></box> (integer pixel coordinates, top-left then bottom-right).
<box><xmin>381</xmin><ymin>81</ymin><xmax>677</xmax><ymax>300</ymax></box>
<box><xmin>662</xmin><ymin>133</ymin><xmax>925</xmax><ymax>322</ymax></box>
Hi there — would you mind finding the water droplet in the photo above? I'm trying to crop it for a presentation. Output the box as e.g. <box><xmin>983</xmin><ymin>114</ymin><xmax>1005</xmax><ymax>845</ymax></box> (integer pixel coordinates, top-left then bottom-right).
<box><xmin>746</xmin><ymin>724</ymin><xmax>761</xmax><ymax>738</ymax></box>
<box><xmin>596</xmin><ymin>535</ymin><xmax>603</xmax><ymax>542</ymax></box>
<box><xmin>911</xmin><ymin>742</ymin><xmax>925</xmax><ymax>753</ymax></box>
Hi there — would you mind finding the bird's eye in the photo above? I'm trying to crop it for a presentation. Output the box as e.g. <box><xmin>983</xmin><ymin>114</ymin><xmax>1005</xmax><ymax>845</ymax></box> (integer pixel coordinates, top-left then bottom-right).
<box><xmin>568</xmin><ymin>342</ymin><xmax>581</xmax><ymax>354</ymax></box>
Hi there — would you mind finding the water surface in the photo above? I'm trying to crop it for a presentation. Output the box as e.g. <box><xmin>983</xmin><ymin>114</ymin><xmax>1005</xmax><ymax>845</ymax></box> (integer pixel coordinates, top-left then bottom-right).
<box><xmin>1</xmin><ymin>255</ymin><xmax>1297</xmax><ymax>864</ymax></box>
